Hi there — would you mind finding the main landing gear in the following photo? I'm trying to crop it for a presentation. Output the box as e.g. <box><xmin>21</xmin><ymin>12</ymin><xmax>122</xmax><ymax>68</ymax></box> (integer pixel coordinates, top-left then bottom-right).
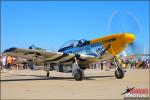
<box><xmin>72</xmin><ymin>57</ymin><xmax>84</xmax><ymax>81</ymax></box>
<box><xmin>44</xmin><ymin>59</ymin><xmax>85</xmax><ymax>81</ymax></box>
<box><xmin>107</xmin><ymin>44</ymin><xmax>125</xmax><ymax>79</ymax></box>
<box><xmin>113</xmin><ymin>56</ymin><xmax>125</xmax><ymax>79</ymax></box>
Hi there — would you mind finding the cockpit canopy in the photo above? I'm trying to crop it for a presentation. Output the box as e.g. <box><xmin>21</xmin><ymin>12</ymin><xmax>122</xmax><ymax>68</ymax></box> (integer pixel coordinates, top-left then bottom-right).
<box><xmin>58</xmin><ymin>39</ymin><xmax>90</xmax><ymax>52</ymax></box>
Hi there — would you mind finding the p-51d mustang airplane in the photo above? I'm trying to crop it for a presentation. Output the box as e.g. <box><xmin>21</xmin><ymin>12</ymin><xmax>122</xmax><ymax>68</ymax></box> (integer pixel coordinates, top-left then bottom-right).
<box><xmin>4</xmin><ymin>33</ymin><xmax>135</xmax><ymax>81</ymax></box>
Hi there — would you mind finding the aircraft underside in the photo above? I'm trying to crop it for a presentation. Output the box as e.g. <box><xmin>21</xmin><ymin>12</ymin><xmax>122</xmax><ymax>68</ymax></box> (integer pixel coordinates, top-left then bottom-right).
<box><xmin>44</xmin><ymin>56</ymin><xmax>125</xmax><ymax>81</ymax></box>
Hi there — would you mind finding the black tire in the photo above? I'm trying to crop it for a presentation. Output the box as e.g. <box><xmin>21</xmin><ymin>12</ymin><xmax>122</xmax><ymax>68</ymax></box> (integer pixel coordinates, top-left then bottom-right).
<box><xmin>115</xmin><ymin>67</ymin><xmax>124</xmax><ymax>79</ymax></box>
<box><xmin>74</xmin><ymin>69</ymin><xmax>84</xmax><ymax>81</ymax></box>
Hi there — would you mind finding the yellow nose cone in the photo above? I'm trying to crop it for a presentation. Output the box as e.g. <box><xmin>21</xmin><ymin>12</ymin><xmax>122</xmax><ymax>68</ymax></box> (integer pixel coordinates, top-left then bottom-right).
<box><xmin>124</xmin><ymin>33</ymin><xmax>135</xmax><ymax>44</ymax></box>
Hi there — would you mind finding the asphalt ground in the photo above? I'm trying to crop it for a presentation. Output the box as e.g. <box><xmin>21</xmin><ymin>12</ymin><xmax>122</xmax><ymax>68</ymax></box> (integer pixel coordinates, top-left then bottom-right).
<box><xmin>1</xmin><ymin>69</ymin><xmax>149</xmax><ymax>99</ymax></box>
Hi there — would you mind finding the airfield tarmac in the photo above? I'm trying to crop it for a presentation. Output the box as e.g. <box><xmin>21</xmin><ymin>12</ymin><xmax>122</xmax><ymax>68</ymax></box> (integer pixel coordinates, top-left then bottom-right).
<box><xmin>1</xmin><ymin>69</ymin><xmax>149</xmax><ymax>99</ymax></box>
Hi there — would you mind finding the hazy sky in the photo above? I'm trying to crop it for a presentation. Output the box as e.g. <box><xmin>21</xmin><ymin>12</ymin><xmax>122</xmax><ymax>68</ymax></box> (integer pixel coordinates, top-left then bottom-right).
<box><xmin>1</xmin><ymin>1</ymin><xmax>149</xmax><ymax>54</ymax></box>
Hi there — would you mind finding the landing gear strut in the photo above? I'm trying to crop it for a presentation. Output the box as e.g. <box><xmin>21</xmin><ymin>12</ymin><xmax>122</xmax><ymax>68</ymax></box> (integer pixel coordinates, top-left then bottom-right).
<box><xmin>72</xmin><ymin>57</ymin><xmax>84</xmax><ymax>81</ymax></box>
<box><xmin>113</xmin><ymin>56</ymin><xmax>125</xmax><ymax>79</ymax></box>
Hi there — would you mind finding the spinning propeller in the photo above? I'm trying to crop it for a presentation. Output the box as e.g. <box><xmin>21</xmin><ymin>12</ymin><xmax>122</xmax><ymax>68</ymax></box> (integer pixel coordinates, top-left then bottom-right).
<box><xmin>108</xmin><ymin>10</ymin><xmax>144</xmax><ymax>56</ymax></box>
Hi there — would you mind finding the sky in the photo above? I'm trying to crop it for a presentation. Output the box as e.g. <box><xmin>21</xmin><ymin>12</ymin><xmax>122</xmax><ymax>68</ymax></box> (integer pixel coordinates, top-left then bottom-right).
<box><xmin>1</xmin><ymin>1</ymin><xmax>149</xmax><ymax>55</ymax></box>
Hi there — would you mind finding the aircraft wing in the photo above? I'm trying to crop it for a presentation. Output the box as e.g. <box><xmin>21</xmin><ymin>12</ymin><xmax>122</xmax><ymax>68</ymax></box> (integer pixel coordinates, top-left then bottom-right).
<box><xmin>3</xmin><ymin>47</ymin><xmax>112</xmax><ymax>67</ymax></box>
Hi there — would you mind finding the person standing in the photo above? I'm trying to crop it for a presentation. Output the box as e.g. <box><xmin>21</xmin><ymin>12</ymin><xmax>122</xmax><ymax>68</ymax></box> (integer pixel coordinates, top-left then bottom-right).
<box><xmin>7</xmin><ymin>55</ymin><xmax>13</xmax><ymax>72</ymax></box>
<box><xmin>2</xmin><ymin>54</ymin><xmax>7</xmax><ymax>72</ymax></box>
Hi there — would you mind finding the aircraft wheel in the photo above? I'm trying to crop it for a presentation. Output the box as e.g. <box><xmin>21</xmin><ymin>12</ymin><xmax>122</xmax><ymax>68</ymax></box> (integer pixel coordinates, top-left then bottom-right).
<box><xmin>74</xmin><ymin>69</ymin><xmax>84</xmax><ymax>81</ymax></box>
<box><xmin>115</xmin><ymin>67</ymin><xmax>124</xmax><ymax>79</ymax></box>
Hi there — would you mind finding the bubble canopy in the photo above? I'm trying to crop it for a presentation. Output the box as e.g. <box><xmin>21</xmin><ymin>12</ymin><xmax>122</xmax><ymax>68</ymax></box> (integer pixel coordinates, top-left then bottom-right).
<box><xmin>58</xmin><ymin>39</ymin><xmax>90</xmax><ymax>52</ymax></box>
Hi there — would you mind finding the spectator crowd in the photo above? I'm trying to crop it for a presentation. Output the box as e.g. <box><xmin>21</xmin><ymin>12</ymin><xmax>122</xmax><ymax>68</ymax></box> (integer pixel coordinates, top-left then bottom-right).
<box><xmin>90</xmin><ymin>57</ymin><xmax>150</xmax><ymax>70</ymax></box>
<box><xmin>0</xmin><ymin>54</ymin><xmax>36</xmax><ymax>72</ymax></box>
<box><xmin>1</xmin><ymin>53</ymin><xmax>150</xmax><ymax>72</ymax></box>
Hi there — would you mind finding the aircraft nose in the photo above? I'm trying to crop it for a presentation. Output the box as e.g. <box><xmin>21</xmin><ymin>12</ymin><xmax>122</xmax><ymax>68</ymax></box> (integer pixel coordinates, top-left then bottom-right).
<box><xmin>124</xmin><ymin>33</ymin><xmax>135</xmax><ymax>44</ymax></box>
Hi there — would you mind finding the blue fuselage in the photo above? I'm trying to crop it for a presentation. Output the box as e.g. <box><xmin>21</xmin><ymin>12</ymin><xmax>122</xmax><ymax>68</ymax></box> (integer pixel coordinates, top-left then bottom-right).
<box><xmin>59</xmin><ymin>43</ymin><xmax>104</xmax><ymax>57</ymax></box>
